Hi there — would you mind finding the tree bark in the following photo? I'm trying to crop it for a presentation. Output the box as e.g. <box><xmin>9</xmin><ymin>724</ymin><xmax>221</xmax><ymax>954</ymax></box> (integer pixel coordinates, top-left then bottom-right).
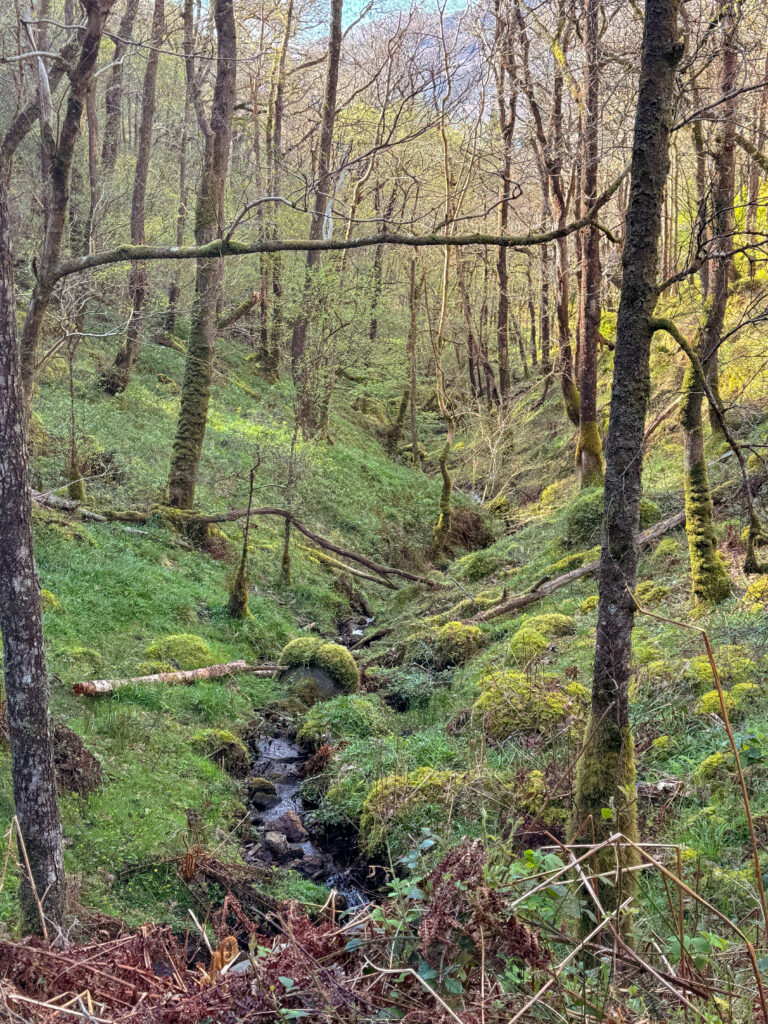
<box><xmin>494</xmin><ymin>0</ymin><xmax>516</xmax><ymax>400</ymax></box>
<box><xmin>103</xmin><ymin>0</ymin><xmax>165</xmax><ymax>395</ymax></box>
<box><xmin>576</xmin><ymin>0</ymin><xmax>604</xmax><ymax>487</ymax></box>
<box><xmin>290</xmin><ymin>0</ymin><xmax>343</xmax><ymax>435</ymax></box>
<box><xmin>0</xmin><ymin>178</ymin><xmax>65</xmax><ymax>932</ymax></box>
<box><xmin>19</xmin><ymin>0</ymin><xmax>116</xmax><ymax>400</ymax></box>
<box><xmin>165</xmin><ymin>0</ymin><xmax>196</xmax><ymax>336</ymax></box>
<box><xmin>167</xmin><ymin>0</ymin><xmax>237</xmax><ymax>516</ymax></box>
<box><xmin>101</xmin><ymin>0</ymin><xmax>140</xmax><ymax>172</ymax></box>
<box><xmin>74</xmin><ymin>661</ymin><xmax>277</xmax><ymax>696</ymax></box>
<box><xmin>678</xmin><ymin>1</ymin><xmax>737</xmax><ymax>603</ymax></box>
<box><xmin>571</xmin><ymin>0</ymin><xmax>683</xmax><ymax>916</ymax></box>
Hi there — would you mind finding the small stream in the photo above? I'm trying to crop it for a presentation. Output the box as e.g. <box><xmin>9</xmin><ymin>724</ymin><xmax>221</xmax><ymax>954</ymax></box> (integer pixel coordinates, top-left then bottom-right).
<box><xmin>243</xmin><ymin>731</ymin><xmax>370</xmax><ymax>909</ymax></box>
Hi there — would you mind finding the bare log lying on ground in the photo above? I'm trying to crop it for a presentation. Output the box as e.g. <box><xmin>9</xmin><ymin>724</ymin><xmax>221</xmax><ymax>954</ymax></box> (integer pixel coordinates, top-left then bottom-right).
<box><xmin>74</xmin><ymin>660</ymin><xmax>278</xmax><ymax>696</ymax></box>
<box><xmin>467</xmin><ymin>510</ymin><xmax>686</xmax><ymax>624</ymax></box>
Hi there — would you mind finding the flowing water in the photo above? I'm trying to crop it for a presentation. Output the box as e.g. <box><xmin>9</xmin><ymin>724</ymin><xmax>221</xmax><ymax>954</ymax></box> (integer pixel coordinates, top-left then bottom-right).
<box><xmin>244</xmin><ymin>731</ymin><xmax>369</xmax><ymax>908</ymax></box>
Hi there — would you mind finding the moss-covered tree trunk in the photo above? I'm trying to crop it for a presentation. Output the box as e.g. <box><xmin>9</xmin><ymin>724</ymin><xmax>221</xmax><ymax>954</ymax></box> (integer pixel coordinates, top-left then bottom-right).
<box><xmin>576</xmin><ymin>0</ymin><xmax>604</xmax><ymax>488</ymax></box>
<box><xmin>678</xmin><ymin>3</ymin><xmax>737</xmax><ymax>603</ymax></box>
<box><xmin>167</xmin><ymin>0</ymin><xmax>236</xmax><ymax>515</ymax></box>
<box><xmin>572</xmin><ymin>0</ymin><xmax>683</xmax><ymax>916</ymax></box>
<box><xmin>103</xmin><ymin>0</ymin><xmax>164</xmax><ymax>395</ymax></box>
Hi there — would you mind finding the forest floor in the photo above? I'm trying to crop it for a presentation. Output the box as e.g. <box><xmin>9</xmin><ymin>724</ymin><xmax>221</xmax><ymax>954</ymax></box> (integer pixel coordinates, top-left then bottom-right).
<box><xmin>5</xmin><ymin>293</ymin><xmax>768</xmax><ymax>1021</ymax></box>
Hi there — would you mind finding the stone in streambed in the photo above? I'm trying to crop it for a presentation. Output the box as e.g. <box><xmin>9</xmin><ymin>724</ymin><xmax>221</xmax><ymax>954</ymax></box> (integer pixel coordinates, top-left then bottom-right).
<box><xmin>269</xmin><ymin>811</ymin><xmax>308</xmax><ymax>843</ymax></box>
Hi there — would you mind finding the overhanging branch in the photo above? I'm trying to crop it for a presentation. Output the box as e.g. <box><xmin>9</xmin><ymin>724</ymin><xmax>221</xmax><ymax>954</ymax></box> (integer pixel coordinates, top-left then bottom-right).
<box><xmin>50</xmin><ymin>166</ymin><xmax>629</xmax><ymax>283</ymax></box>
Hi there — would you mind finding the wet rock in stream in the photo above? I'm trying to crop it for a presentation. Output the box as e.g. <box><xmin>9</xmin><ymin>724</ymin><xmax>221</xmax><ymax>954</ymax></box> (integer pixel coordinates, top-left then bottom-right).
<box><xmin>243</xmin><ymin>730</ymin><xmax>369</xmax><ymax>904</ymax></box>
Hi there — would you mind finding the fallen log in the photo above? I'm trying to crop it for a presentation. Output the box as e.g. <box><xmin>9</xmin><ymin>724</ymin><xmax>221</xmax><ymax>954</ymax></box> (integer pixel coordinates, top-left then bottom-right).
<box><xmin>467</xmin><ymin>509</ymin><xmax>686</xmax><ymax>624</ymax></box>
<box><xmin>73</xmin><ymin>660</ymin><xmax>278</xmax><ymax>696</ymax></box>
<box><xmin>32</xmin><ymin>491</ymin><xmax>442</xmax><ymax>589</ymax></box>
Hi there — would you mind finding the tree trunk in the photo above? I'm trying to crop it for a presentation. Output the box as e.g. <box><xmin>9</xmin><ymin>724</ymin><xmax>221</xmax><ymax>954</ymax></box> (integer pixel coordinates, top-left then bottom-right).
<box><xmin>290</xmin><ymin>0</ymin><xmax>343</xmax><ymax>435</ymax></box>
<box><xmin>571</xmin><ymin>0</ymin><xmax>683</xmax><ymax>917</ymax></box>
<box><xmin>0</xmin><ymin>172</ymin><xmax>66</xmax><ymax>933</ymax></box>
<box><xmin>20</xmin><ymin>0</ymin><xmax>115</xmax><ymax>401</ymax></box>
<box><xmin>103</xmin><ymin>0</ymin><xmax>165</xmax><ymax>395</ymax></box>
<box><xmin>494</xmin><ymin>0</ymin><xmax>516</xmax><ymax>401</ymax></box>
<box><xmin>101</xmin><ymin>0</ymin><xmax>141</xmax><ymax>172</ymax></box>
<box><xmin>167</xmin><ymin>0</ymin><xmax>237</xmax><ymax>516</ymax></box>
<box><xmin>166</xmin><ymin>0</ymin><xmax>196</xmax><ymax>336</ymax></box>
<box><xmin>679</xmin><ymin>1</ymin><xmax>737</xmax><ymax>603</ymax></box>
<box><xmin>576</xmin><ymin>0</ymin><xmax>604</xmax><ymax>487</ymax></box>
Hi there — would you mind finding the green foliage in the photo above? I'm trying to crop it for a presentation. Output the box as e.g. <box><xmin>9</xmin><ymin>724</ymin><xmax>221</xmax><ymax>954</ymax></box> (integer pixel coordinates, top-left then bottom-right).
<box><xmin>297</xmin><ymin>694</ymin><xmax>392</xmax><ymax>751</ymax></box>
<box><xmin>580</xmin><ymin>595</ymin><xmax>598</xmax><ymax>613</ymax></box>
<box><xmin>143</xmin><ymin>634</ymin><xmax>213</xmax><ymax>670</ymax></box>
<box><xmin>684</xmin><ymin>646</ymin><xmax>757</xmax><ymax>692</ymax></box>
<box><xmin>279</xmin><ymin>637</ymin><xmax>359</xmax><ymax>692</ymax></box>
<box><xmin>744</xmin><ymin>575</ymin><xmax>768</xmax><ymax>609</ymax></box>
<box><xmin>41</xmin><ymin>589</ymin><xmax>60</xmax><ymax>611</ymax></box>
<box><xmin>563</xmin><ymin>486</ymin><xmax>661</xmax><ymax>547</ymax></box>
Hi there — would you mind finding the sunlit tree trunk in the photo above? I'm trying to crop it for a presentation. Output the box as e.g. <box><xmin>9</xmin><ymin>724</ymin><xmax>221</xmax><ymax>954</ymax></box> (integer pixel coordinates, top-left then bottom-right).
<box><xmin>103</xmin><ymin>0</ymin><xmax>165</xmax><ymax>394</ymax></box>
<box><xmin>290</xmin><ymin>0</ymin><xmax>343</xmax><ymax>435</ymax></box>
<box><xmin>576</xmin><ymin>0</ymin><xmax>604</xmax><ymax>487</ymax></box>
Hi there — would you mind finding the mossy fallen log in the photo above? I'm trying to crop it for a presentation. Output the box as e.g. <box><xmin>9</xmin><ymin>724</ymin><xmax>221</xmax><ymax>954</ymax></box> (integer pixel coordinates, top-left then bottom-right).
<box><xmin>467</xmin><ymin>510</ymin><xmax>686</xmax><ymax>624</ymax></box>
<box><xmin>73</xmin><ymin>660</ymin><xmax>278</xmax><ymax>696</ymax></box>
<box><xmin>36</xmin><ymin>495</ymin><xmax>442</xmax><ymax>588</ymax></box>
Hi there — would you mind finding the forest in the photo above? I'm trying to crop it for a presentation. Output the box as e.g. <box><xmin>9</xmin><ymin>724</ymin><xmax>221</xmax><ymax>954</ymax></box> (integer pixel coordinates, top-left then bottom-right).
<box><xmin>1</xmin><ymin>0</ymin><xmax>768</xmax><ymax>1019</ymax></box>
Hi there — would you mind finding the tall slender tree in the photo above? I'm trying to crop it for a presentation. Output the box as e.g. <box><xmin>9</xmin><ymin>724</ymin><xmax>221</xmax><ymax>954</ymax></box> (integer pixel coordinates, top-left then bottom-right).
<box><xmin>167</xmin><ymin>0</ymin><xmax>237</xmax><ymax>515</ymax></box>
<box><xmin>572</xmin><ymin>0</ymin><xmax>683</xmax><ymax>914</ymax></box>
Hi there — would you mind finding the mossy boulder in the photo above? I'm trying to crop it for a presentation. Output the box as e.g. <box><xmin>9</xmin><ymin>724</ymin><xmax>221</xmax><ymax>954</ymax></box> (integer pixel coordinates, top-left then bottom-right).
<box><xmin>192</xmin><ymin>729</ymin><xmax>250</xmax><ymax>777</ymax></box>
<box><xmin>279</xmin><ymin>637</ymin><xmax>359</xmax><ymax>694</ymax></box>
<box><xmin>634</xmin><ymin>580</ymin><xmax>670</xmax><ymax>606</ymax></box>
<box><xmin>731</xmin><ymin>682</ymin><xmax>760</xmax><ymax>710</ymax></box>
<box><xmin>540</xmin><ymin>479</ymin><xmax>575</xmax><ymax>507</ymax></box>
<box><xmin>651</xmin><ymin>536</ymin><xmax>681</xmax><ymax>564</ymax></box>
<box><xmin>580</xmin><ymin>595</ymin><xmax>599</xmax><ymax>613</ymax></box>
<box><xmin>563</xmin><ymin>486</ymin><xmax>661</xmax><ymax>547</ymax></box>
<box><xmin>453</xmin><ymin>547</ymin><xmax>505</xmax><ymax>582</ymax></box>
<box><xmin>684</xmin><ymin>646</ymin><xmax>756</xmax><ymax>692</ymax></box>
<box><xmin>517</xmin><ymin>769</ymin><xmax>568</xmax><ymax>833</ymax></box>
<box><xmin>471</xmin><ymin>672</ymin><xmax>582</xmax><ymax>740</ymax></box>
<box><xmin>405</xmin><ymin>621</ymin><xmax>483</xmax><ymax>670</ymax></box>
<box><xmin>523</xmin><ymin>613</ymin><xmax>575</xmax><ymax>638</ymax></box>
<box><xmin>143</xmin><ymin>634</ymin><xmax>212</xmax><ymax>670</ymax></box>
<box><xmin>359</xmin><ymin>767</ymin><xmax>464</xmax><ymax>854</ymax></box>
<box><xmin>507</xmin><ymin>626</ymin><xmax>548</xmax><ymax>663</ymax></box>
<box><xmin>297</xmin><ymin>694</ymin><xmax>392</xmax><ymax>751</ymax></box>
<box><xmin>695</xmin><ymin>690</ymin><xmax>735</xmax><ymax>718</ymax></box>
<box><xmin>247</xmin><ymin>776</ymin><xmax>279</xmax><ymax>809</ymax></box>
<box><xmin>41</xmin><ymin>589</ymin><xmax>60</xmax><ymax>611</ymax></box>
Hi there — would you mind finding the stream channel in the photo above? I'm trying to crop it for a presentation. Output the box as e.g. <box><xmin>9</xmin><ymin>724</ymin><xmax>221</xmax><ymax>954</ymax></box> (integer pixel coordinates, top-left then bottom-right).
<box><xmin>241</xmin><ymin>659</ymin><xmax>375</xmax><ymax>911</ymax></box>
